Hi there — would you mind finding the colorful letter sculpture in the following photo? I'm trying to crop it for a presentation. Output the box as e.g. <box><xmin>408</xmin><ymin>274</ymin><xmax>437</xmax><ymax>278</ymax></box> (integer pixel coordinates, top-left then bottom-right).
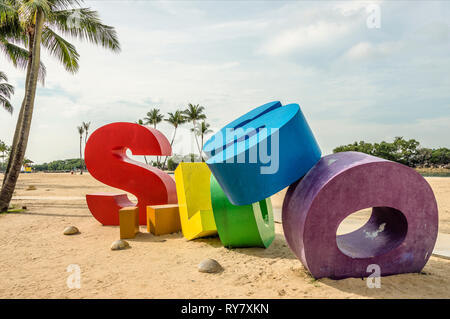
<box><xmin>146</xmin><ymin>204</ymin><xmax>181</xmax><ymax>235</ymax></box>
<box><xmin>203</xmin><ymin>101</ymin><xmax>321</xmax><ymax>205</ymax></box>
<box><xmin>210</xmin><ymin>175</ymin><xmax>275</xmax><ymax>248</ymax></box>
<box><xmin>85</xmin><ymin>122</ymin><xmax>177</xmax><ymax>225</ymax></box>
<box><xmin>174</xmin><ymin>163</ymin><xmax>217</xmax><ymax>240</ymax></box>
<box><xmin>119</xmin><ymin>206</ymin><xmax>139</xmax><ymax>239</ymax></box>
<box><xmin>282</xmin><ymin>152</ymin><xmax>439</xmax><ymax>279</ymax></box>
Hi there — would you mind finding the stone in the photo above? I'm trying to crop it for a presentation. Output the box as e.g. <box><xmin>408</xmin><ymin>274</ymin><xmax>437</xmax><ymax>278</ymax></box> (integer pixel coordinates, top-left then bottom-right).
<box><xmin>63</xmin><ymin>226</ymin><xmax>79</xmax><ymax>235</ymax></box>
<box><xmin>110</xmin><ymin>239</ymin><xmax>130</xmax><ymax>250</ymax></box>
<box><xmin>198</xmin><ymin>258</ymin><xmax>223</xmax><ymax>273</ymax></box>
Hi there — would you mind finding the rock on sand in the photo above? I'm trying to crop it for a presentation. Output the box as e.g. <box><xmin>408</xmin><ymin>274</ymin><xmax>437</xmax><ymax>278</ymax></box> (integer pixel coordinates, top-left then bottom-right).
<box><xmin>111</xmin><ymin>240</ymin><xmax>130</xmax><ymax>250</ymax></box>
<box><xmin>198</xmin><ymin>258</ymin><xmax>223</xmax><ymax>273</ymax></box>
<box><xmin>63</xmin><ymin>226</ymin><xmax>79</xmax><ymax>235</ymax></box>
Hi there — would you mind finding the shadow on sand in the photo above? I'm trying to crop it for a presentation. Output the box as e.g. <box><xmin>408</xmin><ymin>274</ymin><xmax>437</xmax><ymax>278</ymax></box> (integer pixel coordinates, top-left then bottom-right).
<box><xmin>195</xmin><ymin>232</ymin><xmax>298</xmax><ymax>260</ymax></box>
<box><xmin>316</xmin><ymin>257</ymin><xmax>450</xmax><ymax>298</ymax></box>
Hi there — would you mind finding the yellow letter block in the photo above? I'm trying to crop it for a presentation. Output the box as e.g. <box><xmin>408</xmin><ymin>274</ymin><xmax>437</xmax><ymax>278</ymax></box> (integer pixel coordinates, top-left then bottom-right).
<box><xmin>147</xmin><ymin>204</ymin><xmax>181</xmax><ymax>235</ymax></box>
<box><xmin>174</xmin><ymin>163</ymin><xmax>217</xmax><ymax>240</ymax></box>
<box><xmin>119</xmin><ymin>206</ymin><xmax>139</xmax><ymax>239</ymax></box>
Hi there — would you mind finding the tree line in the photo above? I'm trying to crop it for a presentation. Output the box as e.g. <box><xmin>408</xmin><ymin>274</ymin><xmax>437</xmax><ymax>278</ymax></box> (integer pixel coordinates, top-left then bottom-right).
<box><xmin>30</xmin><ymin>153</ymin><xmax>202</xmax><ymax>172</ymax></box>
<box><xmin>333</xmin><ymin>137</ymin><xmax>450</xmax><ymax>168</ymax></box>
<box><xmin>70</xmin><ymin>104</ymin><xmax>213</xmax><ymax>173</ymax></box>
<box><xmin>135</xmin><ymin>104</ymin><xmax>212</xmax><ymax>169</ymax></box>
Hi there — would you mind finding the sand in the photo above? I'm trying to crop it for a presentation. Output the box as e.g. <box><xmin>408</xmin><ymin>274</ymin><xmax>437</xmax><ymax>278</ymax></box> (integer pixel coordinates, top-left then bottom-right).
<box><xmin>0</xmin><ymin>172</ymin><xmax>449</xmax><ymax>298</ymax></box>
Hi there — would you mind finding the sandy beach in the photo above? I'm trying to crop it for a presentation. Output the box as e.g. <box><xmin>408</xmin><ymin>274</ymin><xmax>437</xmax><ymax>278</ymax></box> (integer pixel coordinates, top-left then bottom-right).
<box><xmin>0</xmin><ymin>172</ymin><xmax>449</xmax><ymax>298</ymax></box>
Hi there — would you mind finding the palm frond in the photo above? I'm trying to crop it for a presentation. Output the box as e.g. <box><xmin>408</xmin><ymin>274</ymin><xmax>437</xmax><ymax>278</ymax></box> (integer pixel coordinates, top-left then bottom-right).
<box><xmin>0</xmin><ymin>70</ymin><xmax>8</xmax><ymax>82</ymax></box>
<box><xmin>48</xmin><ymin>7</ymin><xmax>120</xmax><ymax>52</ymax></box>
<box><xmin>48</xmin><ymin>0</ymin><xmax>83</xmax><ymax>11</ymax></box>
<box><xmin>42</xmin><ymin>26</ymin><xmax>79</xmax><ymax>73</ymax></box>
<box><xmin>18</xmin><ymin>0</ymin><xmax>51</xmax><ymax>23</ymax></box>
<box><xmin>0</xmin><ymin>0</ymin><xmax>17</xmax><ymax>24</ymax></box>
<box><xmin>165</xmin><ymin>110</ymin><xmax>187</xmax><ymax>128</ymax></box>
<box><xmin>0</xmin><ymin>82</ymin><xmax>15</xmax><ymax>97</ymax></box>
<box><xmin>183</xmin><ymin>103</ymin><xmax>206</xmax><ymax>121</ymax></box>
<box><xmin>0</xmin><ymin>95</ymin><xmax>13</xmax><ymax>114</ymax></box>
<box><xmin>0</xmin><ymin>39</ymin><xmax>47</xmax><ymax>84</ymax></box>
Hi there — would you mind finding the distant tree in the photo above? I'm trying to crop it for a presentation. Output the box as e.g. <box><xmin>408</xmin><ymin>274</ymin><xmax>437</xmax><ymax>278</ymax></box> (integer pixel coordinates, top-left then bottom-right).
<box><xmin>77</xmin><ymin>125</ymin><xmax>84</xmax><ymax>174</ymax></box>
<box><xmin>183</xmin><ymin>103</ymin><xmax>206</xmax><ymax>161</ymax></box>
<box><xmin>413</xmin><ymin>148</ymin><xmax>432</xmax><ymax>167</ymax></box>
<box><xmin>33</xmin><ymin>158</ymin><xmax>83</xmax><ymax>172</ymax></box>
<box><xmin>163</xmin><ymin>110</ymin><xmax>186</xmax><ymax>168</ymax></box>
<box><xmin>430</xmin><ymin>148</ymin><xmax>450</xmax><ymax>166</ymax></box>
<box><xmin>192</xmin><ymin>121</ymin><xmax>213</xmax><ymax>161</ymax></box>
<box><xmin>82</xmin><ymin>121</ymin><xmax>91</xmax><ymax>145</ymax></box>
<box><xmin>144</xmin><ymin>108</ymin><xmax>164</xmax><ymax>167</ymax></box>
<box><xmin>0</xmin><ymin>140</ymin><xmax>8</xmax><ymax>168</ymax></box>
<box><xmin>144</xmin><ymin>108</ymin><xmax>164</xmax><ymax>128</ymax></box>
<box><xmin>167</xmin><ymin>158</ymin><xmax>177</xmax><ymax>171</ymax></box>
<box><xmin>333</xmin><ymin>137</ymin><xmax>449</xmax><ymax>168</ymax></box>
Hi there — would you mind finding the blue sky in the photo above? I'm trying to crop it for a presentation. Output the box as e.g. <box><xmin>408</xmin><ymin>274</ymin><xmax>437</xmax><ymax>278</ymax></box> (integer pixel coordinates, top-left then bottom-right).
<box><xmin>1</xmin><ymin>0</ymin><xmax>449</xmax><ymax>163</ymax></box>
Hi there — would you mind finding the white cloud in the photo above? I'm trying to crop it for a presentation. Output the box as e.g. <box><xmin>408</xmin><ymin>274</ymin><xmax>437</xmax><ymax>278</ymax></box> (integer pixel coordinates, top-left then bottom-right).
<box><xmin>260</xmin><ymin>21</ymin><xmax>352</xmax><ymax>56</ymax></box>
<box><xmin>344</xmin><ymin>41</ymin><xmax>401</xmax><ymax>60</ymax></box>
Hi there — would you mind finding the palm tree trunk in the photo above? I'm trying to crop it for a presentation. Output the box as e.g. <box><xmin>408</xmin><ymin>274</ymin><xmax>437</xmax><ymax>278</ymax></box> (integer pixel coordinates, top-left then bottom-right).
<box><xmin>192</xmin><ymin>120</ymin><xmax>203</xmax><ymax>161</ymax></box>
<box><xmin>162</xmin><ymin>127</ymin><xmax>177</xmax><ymax>169</ymax></box>
<box><xmin>2</xmin><ymin>31</ymin><xmax>35</xmax><ymax>186</ymax></box>
<box><xmin>201</xmin><ymin>134</ymin><xmax>205</xmax><ymax>162</ymax></box>
<box><xmin>0</xmin><ymin>10</ymin><xmax>44</xmax><ymax>212</ymax></box>
<box><xmin>83</xmin><ymin>132</ymin><xmax>88</xmax><ymax>171</ymax></box>
<box><xmin>79</xmin><ymin>135</ymin><xmax>83</xmax><ymax>175</ymax></box>
<box><xmin>154</xmin><ymin>123</ymin><xmax>160</xmax><ymax>167</ymax></box>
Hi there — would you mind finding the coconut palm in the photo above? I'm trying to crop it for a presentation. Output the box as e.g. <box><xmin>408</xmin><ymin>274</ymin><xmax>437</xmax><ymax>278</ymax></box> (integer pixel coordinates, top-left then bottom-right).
<box><xmin>81</xmin><ymin>121</ymin><xmax>90</xmax><ymax>170</ymax></box>
<box><xmin>183</xmin><ymin>103</ymin><xmax>206</xmax><ymax>160</ymax></box>
<box><xmin>0</xmin><ymin>0</ymin><xmax>120</xmax><ymax>212</ymax></box>
<box><xmin>0</xmin><ymin>71</ymin><xmax>14</xmax><ymax>114</ymax></box>
<box><xmin>144</xmin><ymin>108</ymin><xmax>164</xmax><ymax>128</ymax></box>
<box><xmin>162</xmin><ymin>110</ymin><xmax>186</xmax><ymax>169</ymax></box>
<box><xmin>82</xmin><ymin>121</ymin><xmax>90</xmax><ymax>145</ymax></box>
<box><xmin>143</xmin><ymin>108</ymin><xmax>164</xmax><ymax>166</ymax></box>
<box><xmin>77</xmin><ymin>125</ymin><xmax>84</xmax><ymax>174</ymax></box>
<box><xmin>0</xmin><ymin>140</ymin><xmax>8</xmax><ymax>167</ymax></box>
<box><xmin>192</xmin><ymin>121</ymin><xmax>213</xmax><ymax>161</ymax></box>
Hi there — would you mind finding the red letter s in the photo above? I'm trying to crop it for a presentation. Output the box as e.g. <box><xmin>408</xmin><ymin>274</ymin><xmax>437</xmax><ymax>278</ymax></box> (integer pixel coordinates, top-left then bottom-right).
<box><xmin>84</xmin><ymin>122</ymin><xmax>177</xmax><ymax>225</ymax></box>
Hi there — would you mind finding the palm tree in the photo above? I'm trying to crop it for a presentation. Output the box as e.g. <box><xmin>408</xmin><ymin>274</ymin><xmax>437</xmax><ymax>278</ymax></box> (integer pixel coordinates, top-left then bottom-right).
<box><xmin>162</xmin><ymin>110</ymin><xmax>186</xmax><ymax>169</ymax></box>
<box><xmin>192</xmin><ymin>121</ymin><xmax>213</xmax><ymax>161</ymax></box>
<box><xmin>143</xmin><ymin>108</ymin><xmax>164</xmax><ymax>167</ymax></box>
<box><xmin>0</xmin><ymin>140</ymin><xmax>8</xmax><ymax>168</ymax></box>
<box><xmin>0</xmin><ymin>71</ymin><xmax>14</xmax><ymax>114</ymax></box>
<box><xmin>183</xmin><ymin>103</ymin><xmax>206</xmax><ymax>160</ymax></box>
<box><xmin>82</xmin><ymin>121</ymin><xmax>90</xmax><ymax>145</ymax></box>
<box><xmin>82</xmin><ymin>121</ymin><xmax>90</xmax><ymax>170</ymax></box>
<box><xmin>77</xmin><ymin>125</ymin><xmax>84</xmax><ymax>174</ymax></box>
<box><xmin>0</xmin><ymin>0</ymin><xmax>120</xmax><ymax>212</ymax></box>
<box><xmin>144</xmin><ymin>108</ymin><xmax>164</xmax><ymax>128</ymax></box>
